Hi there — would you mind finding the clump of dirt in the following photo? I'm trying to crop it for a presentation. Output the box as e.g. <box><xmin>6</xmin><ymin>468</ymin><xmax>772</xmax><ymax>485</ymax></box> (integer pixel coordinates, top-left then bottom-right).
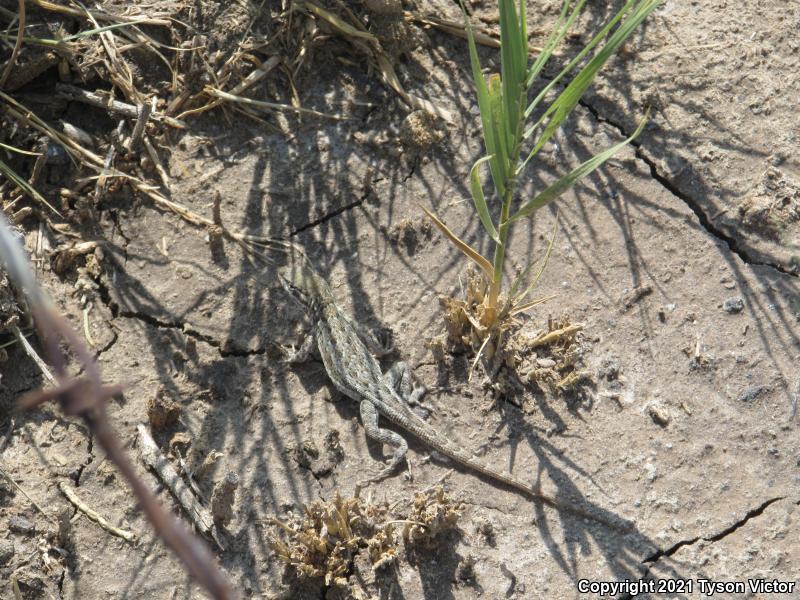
<box><xmin>400</xmin><ymin>110</ymin><xmax>445</xmax><ymax>149</ymax></box>
<box><xmin>737</xmin><ymin>165</ymin><xmax>800</xmax><ymax>243</ymax></box>
<box><xmin>383</xmin><ymin>217</ymin><xmax>433</xmax><ymax>255</ymax></box>
<box><xmin>289</xmin><ymin>430</ymin><xmax>345</xmax><ymax>478</ymax></box>
<box><xmin>147</xmin><ymin>388</ymin><xmax>182</xmax><ymax>431</ymax></box>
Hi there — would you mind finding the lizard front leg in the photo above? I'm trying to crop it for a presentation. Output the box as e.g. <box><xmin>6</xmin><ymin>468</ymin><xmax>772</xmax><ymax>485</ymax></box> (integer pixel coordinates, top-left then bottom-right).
<box><xmin>282</xmin><ymin>330</ymin><xmax>317</xmax><ymax>364</ymax></box>
<box><xmin>348</xmin><ymin>316</ymin><xmax>394</xmax><ymax>357</ymax></box>
<box><xmin>384</xmin><ymin>362</ymin><xmax>429</xmax><ymax>416</ymax></box>
<box><xmin>358</xmin><ymin>399</ymin><xmax>409</xmax><ymax>484</ymax></box>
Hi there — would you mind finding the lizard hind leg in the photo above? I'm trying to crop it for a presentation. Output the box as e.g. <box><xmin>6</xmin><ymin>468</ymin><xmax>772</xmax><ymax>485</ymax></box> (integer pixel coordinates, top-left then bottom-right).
<box><xmin>358</xmin><ymin>399</ymin><xmax>410</xmax><ymax>485</ymax></box>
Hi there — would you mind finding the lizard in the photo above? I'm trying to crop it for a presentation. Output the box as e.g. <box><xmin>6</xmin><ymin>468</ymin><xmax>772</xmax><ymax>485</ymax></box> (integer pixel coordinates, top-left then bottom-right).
<box><xmin>277</xmin><ymin>263</ymin><xmax>630</xmax><ymax>532</ymax></box>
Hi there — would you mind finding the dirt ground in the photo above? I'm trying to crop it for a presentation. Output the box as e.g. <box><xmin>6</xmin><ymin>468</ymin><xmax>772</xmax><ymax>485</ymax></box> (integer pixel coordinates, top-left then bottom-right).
<box><xmin>1</xmin><ymin>0</ymin><xmax>799</xmax><ymax>599</ymax></box>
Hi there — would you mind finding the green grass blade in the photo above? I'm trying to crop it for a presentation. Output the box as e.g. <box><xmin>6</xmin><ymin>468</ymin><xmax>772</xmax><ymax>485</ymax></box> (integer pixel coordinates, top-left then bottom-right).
<box><xmin>463</xmin><ymin>2</ymin><xmax>506</xmax><ymax>196</ymax></box>
<box><xmin>507</xmin><ymin>211</ymin><xmax>558</xmax><ymax>301</ymax></box>
<box><xmin>526</xmin><ymin>0</ymin><xmax>631</xmax><ymax>118</ymax></box>
<box><xmin>509</xmin><ymin>112</ymin><xmax>648</xmax><ymax>223</ymax></box>
<box><xmin>526</xmin><ymin>0</ymin><xmax>573</xmax><ymax>86</ymax></box>
<box><xmin>526</xmin><ymin>0</ymin><xmax>594</xmax><ymax>103</ymax></box>
<box><xmin>521</xmin><ymin>0</ymin><xmax>661</xmax><ymax>169</ymax></box>
<box><xmin>487</xmin><ymin>74</ymin><xmax>510</xmax><ymax>182</ymax></box>
<box><xmin>469</xmin><ymin>156</ymin><xmax>501</xmax><ymax>244</ymax></box>
<box><xmin>499</xmin><ymin>0</ymin><xmax>524</xmax><ymax>149</ymax></box>
<box><xmin>514</xmin><ymin>214</ymin><xmax>559</xmax><ymax>303</ymax></box>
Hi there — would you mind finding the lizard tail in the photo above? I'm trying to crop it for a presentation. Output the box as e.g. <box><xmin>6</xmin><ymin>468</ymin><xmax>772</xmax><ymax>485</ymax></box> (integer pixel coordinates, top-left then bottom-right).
<box><xmin>412</xmin><ymin>422</ymin><xmax>632</xmax><ymax>532</ymax></box>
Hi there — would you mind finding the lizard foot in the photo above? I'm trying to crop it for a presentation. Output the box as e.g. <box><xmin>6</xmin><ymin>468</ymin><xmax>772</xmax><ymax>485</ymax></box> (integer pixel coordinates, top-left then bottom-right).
<box><xmin>281</xmin><ymin>332</ymin><xmax>316</xmax><ymax>364</ymax></box>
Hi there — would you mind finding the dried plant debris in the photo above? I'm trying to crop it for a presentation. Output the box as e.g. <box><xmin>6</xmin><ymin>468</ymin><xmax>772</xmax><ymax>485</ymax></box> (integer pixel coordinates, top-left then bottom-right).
<box><xmin>506</xmin><ymin>316</ymin><xmax>593</xmax><ymax>395</ymax></box>
<box><xmin>268</xmin><ymin>487</ymin><xmax>462</xmax><ymax>588</ymax></box>
<box><xmin>402</xmin><ymin>486</ymin><xmax>462</xmax><ymax>549</ymax></box>
<box><xmin>437</xmin><ymin>265</ymin><xmax>495</xmax><ymax>352</ymax></box>
<box><xmin>267</xmin><ymin>492</ymin><xmax>395</xmax><ymax>586</ymax></box>
<box><xmin>0</xmin><ymin>269</ymin><xmax>27</xmax><ymax>327</ymax></box>
<box><xmin>433</xmin><ymin>266</ymin><xmax>592</xmax><ymax>398</ymax></box>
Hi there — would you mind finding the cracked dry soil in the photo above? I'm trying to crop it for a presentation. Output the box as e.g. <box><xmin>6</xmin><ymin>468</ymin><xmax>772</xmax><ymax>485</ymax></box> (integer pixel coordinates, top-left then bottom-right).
<box><xmin>1</xmin><ymin>1</ymin><xmax>799</xmax><ymax>599</ymax></box>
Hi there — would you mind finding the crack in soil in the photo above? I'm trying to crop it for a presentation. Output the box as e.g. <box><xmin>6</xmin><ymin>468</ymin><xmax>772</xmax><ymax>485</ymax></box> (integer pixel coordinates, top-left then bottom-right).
<box><xmin>578</xmin><ymin>99</ymin><xmax>798</xmax><ymax>279</ymax></box>
<box><xmin>617</xmin><ymin>496</ymin><xmax>784</xmax><ymax>600</ymax></box>
<box><xmin>94</xmin><ymin>328</ymin><xmax>119</xmax><ymax>357</ymax></box>
<box><xmin>74</xmin><ymin>429</ymin><xmax>94</xmax><ymax>487</ymax></box>
<box><xmin>641</xmin><ymin>496</ymin><xmax>784</xmax><ymax>564</ymax></box>
<box><xmin>90</xmin><ymin>263</ymin><xmax>266</xmax><ymax>357</ymax></box>
<box><xmin>288</xmin><ymin>159</ymin><xmax>417</xmax><ymax>236</ymax></box>
<box><xmin>289</xmin><ymin>196</ymin><xmax>366</xmax><ymax>237</ymax></box>
<box><xmin>117</xmin><ymin>310</ymin><xmax>267</xmax><ymax>357</ymax></box>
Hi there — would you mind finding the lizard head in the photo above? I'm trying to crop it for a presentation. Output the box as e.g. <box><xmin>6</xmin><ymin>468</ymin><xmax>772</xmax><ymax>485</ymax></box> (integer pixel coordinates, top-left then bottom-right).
<box><xmin>277</xmin><ymin>264</ymin><xmax>332</xmax><ymax>313</ymax></box>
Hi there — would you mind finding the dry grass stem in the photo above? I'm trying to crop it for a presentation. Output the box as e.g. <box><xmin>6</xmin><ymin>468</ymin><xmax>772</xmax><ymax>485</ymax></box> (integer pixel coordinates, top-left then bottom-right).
<box><xmin>405</xmin><ymin>11</ymin><xmax>543</xmax><ymax>55</ymax></box>
<box><xmin>29</xmin><ymin>0</ymin><xmax>171</xmax><ymax>26</ymax></box>
<box><xmin>0</xmin><ymin>0</ymin><xmax>25</xmax><ymax>88</ymax></box>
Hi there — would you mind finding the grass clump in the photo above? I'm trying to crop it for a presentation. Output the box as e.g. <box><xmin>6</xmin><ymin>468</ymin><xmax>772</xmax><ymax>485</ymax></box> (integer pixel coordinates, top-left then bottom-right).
<box><xmin>424</xmin><ymin>0</ymin><xmax>661</xmax><ymax>364</ymax></box>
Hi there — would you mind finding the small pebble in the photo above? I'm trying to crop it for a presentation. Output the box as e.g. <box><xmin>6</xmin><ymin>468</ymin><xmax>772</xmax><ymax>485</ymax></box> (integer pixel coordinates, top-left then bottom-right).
<box><xmin>648</xmin><ymin>403</ymin><xmax>671</xmax><ymax>427</ymax></box>
<box><xmin>724</xmin><ymin>297</ymin><xmax>745</xmax><ymax>313</ymax></box>
<box><xmin>738</xmin><ymin>385</ymin><xmax>767</xmax><ymax>403</ymax></box>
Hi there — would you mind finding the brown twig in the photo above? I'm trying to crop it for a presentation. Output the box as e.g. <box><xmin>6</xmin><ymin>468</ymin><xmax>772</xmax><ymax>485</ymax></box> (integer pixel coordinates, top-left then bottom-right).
<box><xmin>0</xmin><ymin>214</ymin><xmax>239</xmax><ymax>600</ymax></box>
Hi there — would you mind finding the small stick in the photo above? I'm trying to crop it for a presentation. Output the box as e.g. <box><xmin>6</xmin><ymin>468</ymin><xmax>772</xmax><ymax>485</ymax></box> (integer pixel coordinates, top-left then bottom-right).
<box><xmin>11</xmin><ymin>324</ymin><xmax>56</xmax><ymax>384</ymax></box>
<box><xmin>530</xmin><ymin>324</ymin><xmax>583</xmax><ymax>348</ymax></box>
<box><xmin>137</xmin><ymin>424</ymin><xmax>224</xmax><ymax>550</ymax></box>
<box><xmin>82</xmin><ymin>304</ymin><xmax>95</xmax><ymax>347</ymax></box>
<box><xmin>95</xmin><ymin>119</ymin><xmax>123</xmax><ymax>201</ymax></box>
<box><xmin>126</xmin><ymin>99</ymin><xmax>152</xmax><ymax>151</ymax></box>
<box><xmin>58</xmin><ymin>480</ymin><xmax>135</xmax><ymax>542</ymax></box>
<box><xmin>27</xmin><ymin>143</ymin><xmax>49</xmax><ymax>188</ymax></box>
<box><xmin>55</xmin><ymin>83</ymin><xmax>186</xmax><ymax>129</ymax></box>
